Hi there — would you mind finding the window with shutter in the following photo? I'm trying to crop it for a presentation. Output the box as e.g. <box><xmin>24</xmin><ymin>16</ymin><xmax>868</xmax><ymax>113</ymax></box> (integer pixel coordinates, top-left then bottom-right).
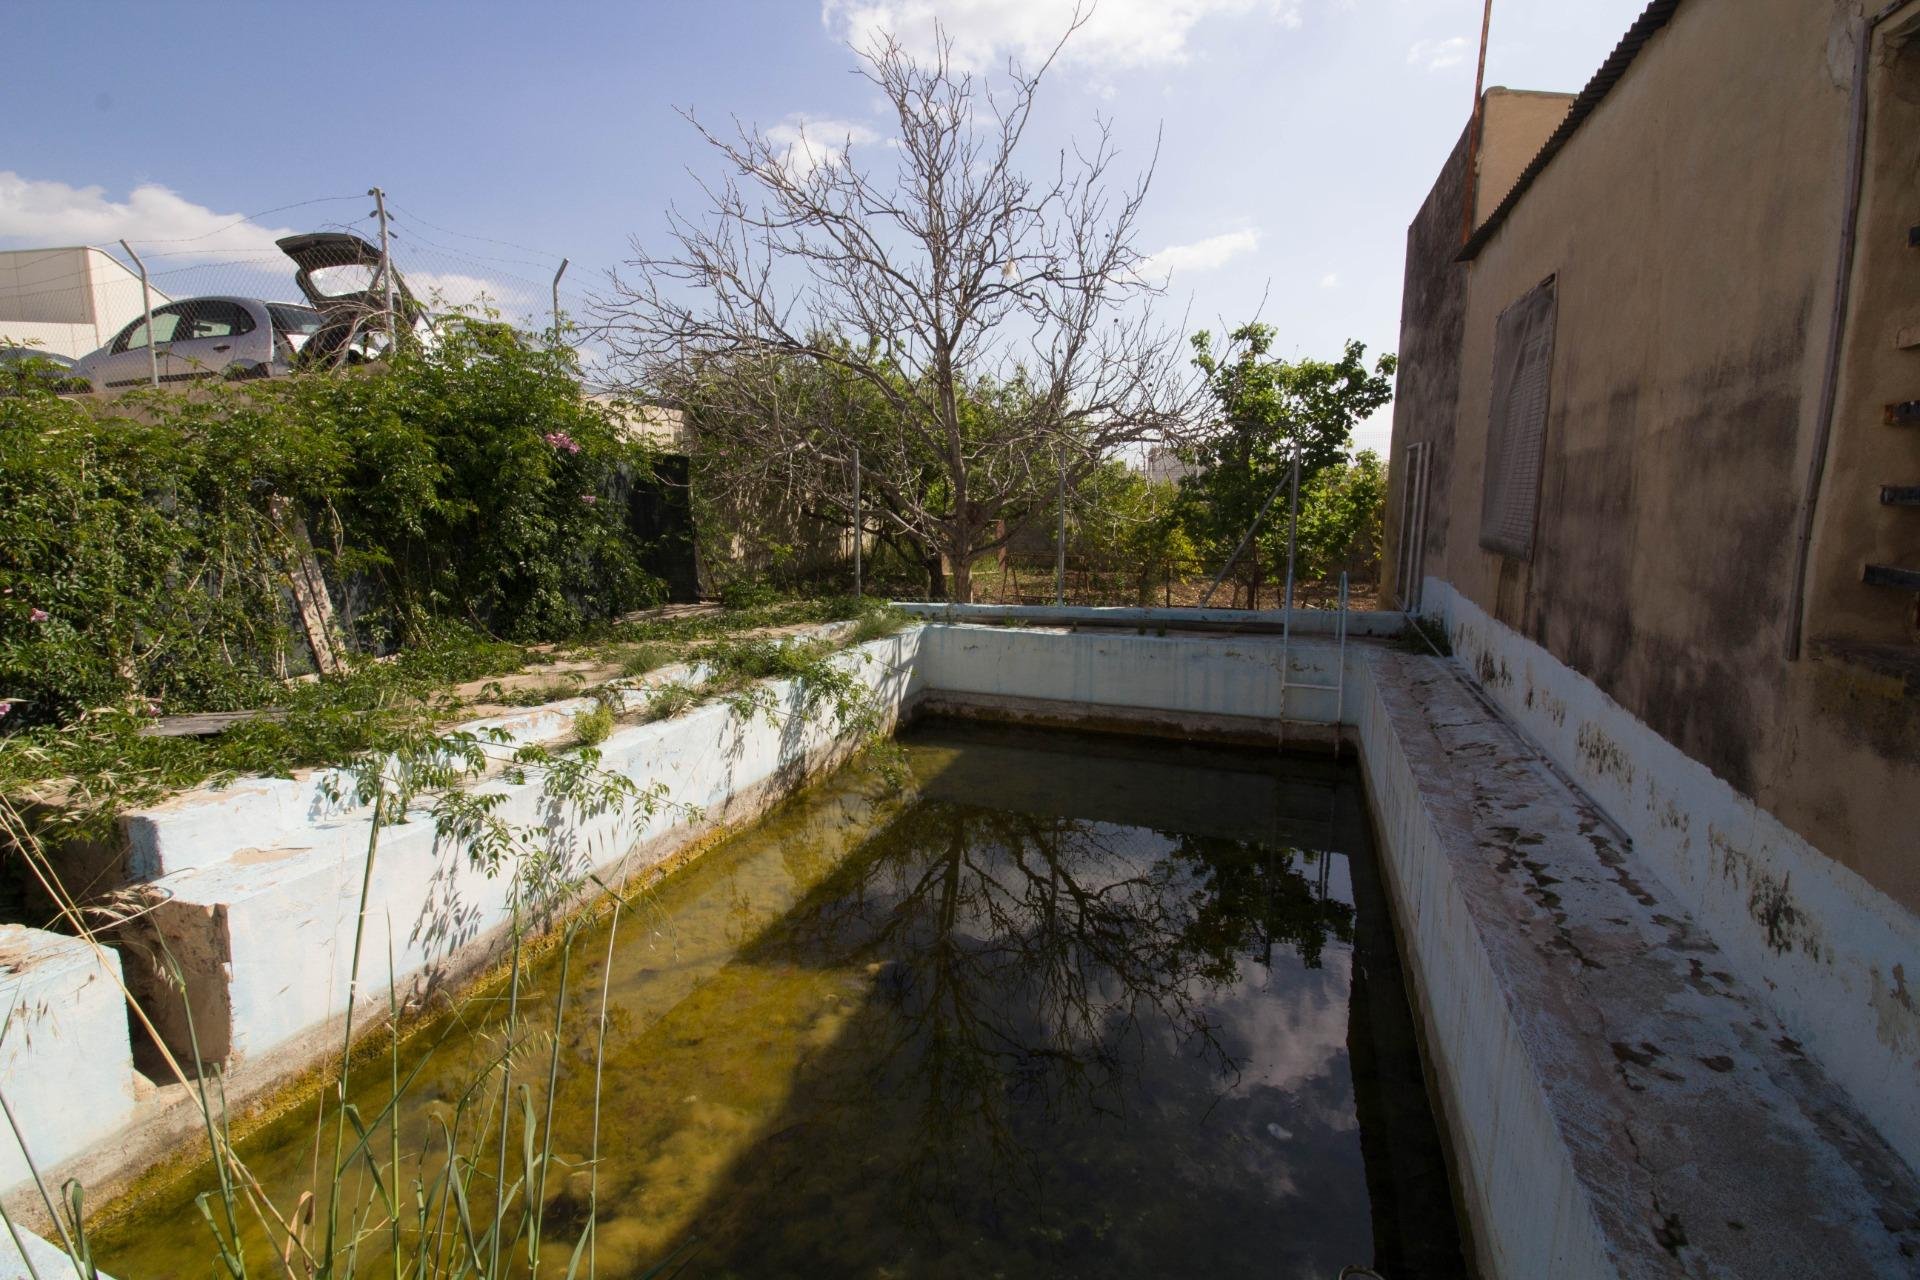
<box><xmin>1479</xmin><ymin>276</ymin><xmax>1557</xmax><ymax>560</ymax></box>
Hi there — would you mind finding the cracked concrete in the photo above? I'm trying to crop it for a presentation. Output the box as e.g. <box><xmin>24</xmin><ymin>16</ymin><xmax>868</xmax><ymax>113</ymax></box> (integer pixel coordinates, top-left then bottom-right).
<box><xmin>1359</xmin><ymin>648</ymin><xmax>1920</xmax><ymax>1277</ymax></box>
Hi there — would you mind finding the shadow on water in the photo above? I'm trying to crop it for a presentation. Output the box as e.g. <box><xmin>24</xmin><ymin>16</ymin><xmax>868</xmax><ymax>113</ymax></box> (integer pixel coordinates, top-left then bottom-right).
<box><xmin>94</xmin><ymin>719</ymin><xmax>1466</xmax><ymax>1279</ymax></box>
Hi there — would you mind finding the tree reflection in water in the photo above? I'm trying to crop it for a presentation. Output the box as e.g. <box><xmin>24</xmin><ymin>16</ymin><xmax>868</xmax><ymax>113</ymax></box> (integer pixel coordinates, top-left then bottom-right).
<box><xmin>681</xmin><ymin>750</ymin><xmax>1396</xmax><ymax>1277</ymax></box>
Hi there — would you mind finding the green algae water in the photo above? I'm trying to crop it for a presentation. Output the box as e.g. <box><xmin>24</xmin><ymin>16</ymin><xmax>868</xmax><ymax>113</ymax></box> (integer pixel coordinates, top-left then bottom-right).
<box><xmin>93</xmin><ymin>720</ymin><xmax>1466</xmax><ymax>1278</ymax></box>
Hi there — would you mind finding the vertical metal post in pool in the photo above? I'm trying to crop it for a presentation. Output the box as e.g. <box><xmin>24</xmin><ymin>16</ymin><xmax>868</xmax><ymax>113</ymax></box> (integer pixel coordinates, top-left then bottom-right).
<box><xmin>852</xmin><ymin>445</ymin><xmax>862</xmax><ymax>598</ymax></box>
<box><xmin>1282</xmin><ymin>439</ymin><xmax>1300</xmax><ymax>620</ymax></box>
<box><xmin>118</xmin><ymin>239</ymin><xmax>157</xmax><ymax>388</ymax></box>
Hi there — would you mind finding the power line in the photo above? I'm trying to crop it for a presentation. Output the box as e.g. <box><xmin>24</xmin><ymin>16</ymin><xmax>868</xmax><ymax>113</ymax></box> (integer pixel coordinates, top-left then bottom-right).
<box><xmin>124</xmin><ymin>194</ymin><xmax>366</xmax><ymax>245</ymax></box>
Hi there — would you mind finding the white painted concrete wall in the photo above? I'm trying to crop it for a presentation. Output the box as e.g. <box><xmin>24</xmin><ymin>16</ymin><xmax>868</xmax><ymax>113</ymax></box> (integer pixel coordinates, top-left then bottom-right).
<box><xmin>136</xmin><ymin>630</ymin><xmax>921</xmax><ymax>1072</ymax></box>
<box><xmin>1425</xmin><ymin>578</ymin><xmax>1920</xmax><ymax>1167</ymax></box>
<box><xmin>896</xmin><ymin>600</ymin><xmax>1407</xmax><ymax>637</ymax></box>
<box><xmin>914</xmin><ymin>622</ymin><xmax>1354</xmax><ymax>727</ymax></box>
<box><xmin>0</xmin><ymin>927</ymin><xmax>137</xmax><ymax>1195</ymax></box>
<box><xmin>0</xmin><ymin>1225</ymin><xmax>112</xmax><ymax>1280</ymax></box>
<box><xmin>1345</xmin><ymin>660</ymin><xmax>1617</xmax><ymax>1278</ymax></box>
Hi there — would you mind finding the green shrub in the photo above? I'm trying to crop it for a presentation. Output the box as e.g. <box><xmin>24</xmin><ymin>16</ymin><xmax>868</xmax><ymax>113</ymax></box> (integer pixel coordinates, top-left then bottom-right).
<box><xmin>572</xmin><ymin>701</ymin><xmax>616</xmax><ymax>746</ymax></box>
<box><xmin>0</xmin><ymin>323</ymin><xmax>666</xmax><ymax>728</ymax></box>
<box><xmin>717</xmin><ymin>578</ymin><xmax>781</xmax><ymax>610</ymax></box>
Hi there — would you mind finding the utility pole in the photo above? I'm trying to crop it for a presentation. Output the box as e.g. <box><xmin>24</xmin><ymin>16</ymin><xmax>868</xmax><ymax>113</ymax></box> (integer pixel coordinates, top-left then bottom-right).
<box><xmin>1460</xmin><ymin>0</ymin><xmax>1496</xmax><ymax>246</ymax></box>
<box><xmin>368</xmin><ymin>187</ymin><xmax>397</xmax><ymax>347</ymax></box>
<box><xmin>551</xmin><ymin>258</ymin><xmax>569</xmax><ymax>343</ymax></box>
<box><xmin>852</xmin><ymin>446</ymin><xmax>863</xmax><ymax>598</ymax></box>
<box><xmin>118</xmin><ymin>239</ymin><xmax>157</xmax><ymax>387</ymax></box>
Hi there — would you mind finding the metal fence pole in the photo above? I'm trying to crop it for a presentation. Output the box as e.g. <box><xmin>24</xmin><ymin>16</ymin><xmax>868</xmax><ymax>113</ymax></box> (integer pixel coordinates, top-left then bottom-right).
<box><xmin>118</xmin><ymin>239</ymin><xmax>157</xmax><ymax>387</ymax></box>
<box><xmin>1055</xmin><ymin>453</ymin><xmax>1067</xmax><ymax>606</ymax></box>
<box><xmin>852</xmin><ymin>445</ymin><xmax>863</xmax><ymax>598</ymax></box>
<box><xmin>369</xmin><ymin>187</ymin><xmax>396</xmax><ymax>346</ymax></box>
<box><xmin>551</xmin><ymin>258</ymin><xmax>569</xmax><ymax>342</ymax></box>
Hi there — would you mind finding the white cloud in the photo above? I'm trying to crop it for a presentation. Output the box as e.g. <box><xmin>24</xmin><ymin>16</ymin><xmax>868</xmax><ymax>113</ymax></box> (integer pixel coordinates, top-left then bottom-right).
<box><xmin>0</xmin><ymin>171</ymin><xmax>296</xmax><ymax>259</ymax></box>
<box><xmin>1145</xmin><ymin>227</ymin><xmax>1260</xmax><ymax>276</ymax></box>
<box><xmin>1319</xmin><ymin>272</ymin><xmax>1339</xmax><ymax>289</ymax></box>
<box><xmin>822</xmin><ymin>0</ymin><xmax>1305</xmax><ymax>73</ymax></box>
<box><xmin>765</xmin><ymin>116</ymin><xmax>883</xmax><ymax>175</ymax></box>
<box><xmin>407</xmin><ymin>270</ymin><xmax>511</xmax><ymax>311</ymax></box>
<box><xmin>1407</xmin><ymin>36</ymin><xmax>1469</xmax><ymax>71</ymax></box>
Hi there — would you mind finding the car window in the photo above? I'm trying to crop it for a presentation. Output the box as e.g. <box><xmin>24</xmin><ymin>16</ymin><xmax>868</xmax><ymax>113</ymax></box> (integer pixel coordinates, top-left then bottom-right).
<box><xmin>267</xmin><ymin>303</ymin><xmax>324</xmax><ymax>335</ymax></box>
<box><xmin>306</xmin><ymin>263</ymin><xmax>379</xmax><ymax>298</ymax></box>
<box><xmin>115</xmin><ymin>307</ymin><xmax>184</xmax><ymax>352</ymax></box>
<box><xmin>175</xmin><ymin>300</ymin><xmax>256</xmax><ymax>340</ymax></box>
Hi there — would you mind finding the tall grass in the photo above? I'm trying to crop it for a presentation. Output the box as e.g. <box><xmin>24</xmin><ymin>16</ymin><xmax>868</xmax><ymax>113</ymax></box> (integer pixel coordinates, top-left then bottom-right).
<box><xmin>0</xmin><ymin>726</ymin><xmax>694</xmax><ymax>1279</ymax></box>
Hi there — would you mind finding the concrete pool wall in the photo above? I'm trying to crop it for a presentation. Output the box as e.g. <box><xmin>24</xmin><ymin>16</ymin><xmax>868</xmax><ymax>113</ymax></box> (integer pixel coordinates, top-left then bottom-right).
<box><xmin>6</xmin><ymin>609</ymin><xmax>1917</xmax><ymax>1276</ymax></box>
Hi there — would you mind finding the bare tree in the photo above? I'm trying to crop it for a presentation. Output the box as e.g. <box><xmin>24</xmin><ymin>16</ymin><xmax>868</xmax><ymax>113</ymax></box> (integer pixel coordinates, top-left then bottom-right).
<box><xmin>601</xmin><ymin>16</ymin><xmax>1198</xmax><ymax>599</ymax></box>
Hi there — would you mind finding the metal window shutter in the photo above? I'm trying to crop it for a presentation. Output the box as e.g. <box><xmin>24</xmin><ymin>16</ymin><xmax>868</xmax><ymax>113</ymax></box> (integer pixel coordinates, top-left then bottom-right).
<box><xmin>1479</xmin><ymin>277</ymin><xmax>1557</xmax><ymax>560</ymax></box>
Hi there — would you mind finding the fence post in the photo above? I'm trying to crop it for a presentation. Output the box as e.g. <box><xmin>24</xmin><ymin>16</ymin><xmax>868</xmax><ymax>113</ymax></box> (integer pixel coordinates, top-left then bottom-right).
<box><xmin>369</xmin><ymin>187</ymin><xmax>396</xmax><ymax>346</ymax></box>
<box><xmin>1055</xmin><ymin>453</ymin><xmax>1067</xmax><ymax>605</ymax></box>
<box><xmin>118</xmin><ymin>239</ymin><xmax>157</xmax><ymax>387</ymax></box>
<box><xmin>551</xmin><ymin>258</ymin><xmax>569</xmax><ymax>343</ymax></box>
<box><xmin>852</xmin><ymin>445</ymin><xmax>863</xmax><ymax>598</ymax></box>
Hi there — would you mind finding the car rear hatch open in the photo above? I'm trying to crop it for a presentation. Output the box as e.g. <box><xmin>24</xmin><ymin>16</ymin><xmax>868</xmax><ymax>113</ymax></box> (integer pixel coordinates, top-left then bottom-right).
<box><xmin>276</xmin><ymin>232</ymin><xmax>423</xmax><ymax>364</ymax></box>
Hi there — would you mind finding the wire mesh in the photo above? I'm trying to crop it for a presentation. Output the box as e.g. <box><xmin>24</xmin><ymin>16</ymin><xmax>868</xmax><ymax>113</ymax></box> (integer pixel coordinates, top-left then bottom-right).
<box><xmin>0</xmin><ymin>191</ymin><xmax>601</xmax><ymax>365</ymax></box>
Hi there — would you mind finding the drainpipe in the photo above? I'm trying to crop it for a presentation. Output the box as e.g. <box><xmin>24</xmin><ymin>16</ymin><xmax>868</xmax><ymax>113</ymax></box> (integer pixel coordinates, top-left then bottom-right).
<box><xmin>1784</xmin><ymin>2</ymin><xmax>1907</xmax><ymax>659</ymax></box>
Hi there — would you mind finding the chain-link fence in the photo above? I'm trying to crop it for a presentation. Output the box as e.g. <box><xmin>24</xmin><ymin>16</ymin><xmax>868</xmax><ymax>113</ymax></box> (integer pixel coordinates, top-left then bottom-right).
<box><xmin>0</xmin><ymin>190</ymin><xmax>601</xmax><ymax>376</ymax></box>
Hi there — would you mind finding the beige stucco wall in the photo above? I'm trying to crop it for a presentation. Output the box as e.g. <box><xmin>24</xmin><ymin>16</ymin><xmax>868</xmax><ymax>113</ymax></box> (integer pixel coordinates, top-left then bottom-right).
<box><xmin>1472</xmin><ymin>89</ymin><xmax>1574</xmax><ymax>226</ymax></box>
<box><xmin>1423</xmin><ymin>0</ymin><xmax>1918</xmax><ymax>909</ymax></box>
<box><xmin>1382</xmin><ymin>91</ymin><xmax>1572</xmax><ymax>611</ymax></box>
<box><xmin>0</xmin><ymin>247</ymin><xmax>165</xmax><ymax>358</ymax></box>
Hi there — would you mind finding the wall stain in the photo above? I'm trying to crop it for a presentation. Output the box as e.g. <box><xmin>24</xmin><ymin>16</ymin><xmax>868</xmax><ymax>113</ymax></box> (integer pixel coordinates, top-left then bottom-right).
<box><xmin>1868</xmin><ymin>963</ymin><xmax>1920</xmax><ymax>1059</ymax></box>
<box><xmin>1576</xmin><ymin>722</ymin><xmax>1635</xmax><ymax>789</ymax></box>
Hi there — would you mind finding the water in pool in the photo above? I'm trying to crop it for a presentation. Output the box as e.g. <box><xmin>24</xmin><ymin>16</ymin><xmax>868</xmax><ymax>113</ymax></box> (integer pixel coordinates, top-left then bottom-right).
<box><xmin>94</xmin><ymin>719</ymin><xmax>1467</xmax><ymax>1278</ymax></box>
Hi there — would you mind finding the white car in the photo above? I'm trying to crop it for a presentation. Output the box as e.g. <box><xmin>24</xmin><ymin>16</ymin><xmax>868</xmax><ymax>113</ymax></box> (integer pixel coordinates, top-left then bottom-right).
<box><xmin>69</xmin><ymin>297</ymin><xmax>325</xmax><ymax>391</ymax></box>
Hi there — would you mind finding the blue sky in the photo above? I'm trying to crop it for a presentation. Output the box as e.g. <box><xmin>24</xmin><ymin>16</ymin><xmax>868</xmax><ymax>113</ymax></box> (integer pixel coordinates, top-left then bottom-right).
<box><xmin>3</xmin><ymin>0</ymin><xmax>1649</xmax><ymax>452</ymax></box>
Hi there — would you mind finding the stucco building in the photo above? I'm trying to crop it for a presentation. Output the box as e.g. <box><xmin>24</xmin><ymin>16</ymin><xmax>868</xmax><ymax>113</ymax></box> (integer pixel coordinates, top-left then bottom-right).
<box><xmin>0</xmin><ymin>246</ymin><xmax>163</xmax><ymax>358</ymax></box>
<box><xmin>1384</xmin><ymin>0</ymin><xmax>1920</xmax><ymax>1165</ymax></box>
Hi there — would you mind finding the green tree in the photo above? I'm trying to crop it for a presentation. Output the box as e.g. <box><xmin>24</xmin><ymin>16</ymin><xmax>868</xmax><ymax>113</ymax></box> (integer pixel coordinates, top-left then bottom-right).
<box><xmin>1293</xmin><ymin>449</ymin><xmax>1389</xmax><ymax>598</ymax></box>
<box><xmin>1178</xmin><ymin>328</ymin><xmax>1395</xmax><ymax>605</ymax></box>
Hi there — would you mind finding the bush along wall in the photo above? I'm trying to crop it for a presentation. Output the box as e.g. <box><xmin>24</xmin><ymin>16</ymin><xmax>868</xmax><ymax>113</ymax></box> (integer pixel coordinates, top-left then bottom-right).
<box><xmin>0</xmin><ymin>323</ymin><xmax>668</xmax><ymax>732</ymax></box>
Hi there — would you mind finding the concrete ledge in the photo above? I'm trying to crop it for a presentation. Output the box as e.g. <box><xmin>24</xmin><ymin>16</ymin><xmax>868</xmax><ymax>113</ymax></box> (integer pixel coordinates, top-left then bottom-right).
<box><xmin>1428</xmin><ymin>579</ymin><xmax>1920</xmax><ymax>1167</ymax></box>
<box><xmin>1353</xmin><ymin>647</ymin><xmax>1920</xmax><ymax>1276</ymax></box>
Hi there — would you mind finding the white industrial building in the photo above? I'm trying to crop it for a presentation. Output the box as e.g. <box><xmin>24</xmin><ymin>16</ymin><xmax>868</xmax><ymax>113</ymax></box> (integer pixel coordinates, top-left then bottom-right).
<box><xmin>0</xmin><ymin>246</ymin><xmax>166</xmax><ymax>358</ymax></box>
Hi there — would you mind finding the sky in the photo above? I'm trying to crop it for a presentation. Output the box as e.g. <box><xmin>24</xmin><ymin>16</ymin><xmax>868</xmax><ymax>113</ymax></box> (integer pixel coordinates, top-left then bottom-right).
<box><xmin>1</xmin><ymin>0</ymin><xmax>1650</xmax><ymax>455</ymax></box>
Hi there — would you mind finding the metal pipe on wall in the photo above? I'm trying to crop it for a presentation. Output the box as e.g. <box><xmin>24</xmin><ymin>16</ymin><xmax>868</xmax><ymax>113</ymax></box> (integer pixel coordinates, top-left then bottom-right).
<box><xmin>1784</xmin><ymin>0</ymin><xmax>1911</xmax><ymax>660</ymax></box>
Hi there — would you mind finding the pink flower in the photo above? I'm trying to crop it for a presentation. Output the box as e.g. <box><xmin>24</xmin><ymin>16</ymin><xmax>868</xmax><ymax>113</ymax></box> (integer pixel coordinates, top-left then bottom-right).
<box><xmin>0</xmin><ymin>703</ymin><xmax>10</xmax><ymax>719</ymax></box>
<box><xmin>145</xmin><ymin>701</ymin><xmax>162</xmax><ymax>716</ymax></box>
<box><xmin>27</xmin><ymin>608</ymin><xmax>48</xmax><ymax>623</ymax></box>
<box><xmin>544</xmin><ymin>431</ymin><xmax>581</xmax><ymax>455</ymax></box>
<box><xmin>579</xmin><ymin>493</ymin><xmax>597</xmax><ymax>506</ymax></box>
